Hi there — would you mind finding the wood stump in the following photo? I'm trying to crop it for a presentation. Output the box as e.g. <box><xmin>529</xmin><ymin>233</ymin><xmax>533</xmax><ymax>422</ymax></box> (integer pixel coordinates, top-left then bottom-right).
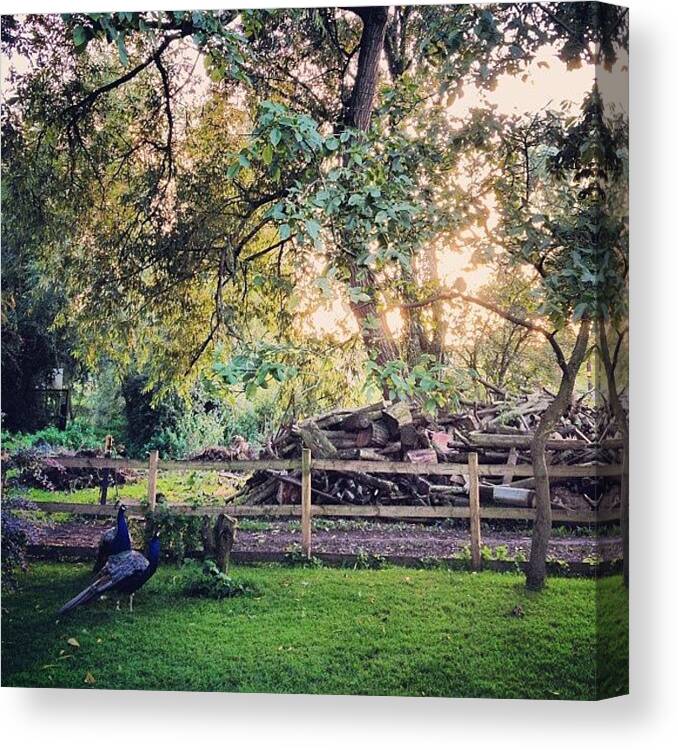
<box><xmin>214</xmin><ymin>513</ymin><xmax>237</xmax><ymax>575</ymax></box>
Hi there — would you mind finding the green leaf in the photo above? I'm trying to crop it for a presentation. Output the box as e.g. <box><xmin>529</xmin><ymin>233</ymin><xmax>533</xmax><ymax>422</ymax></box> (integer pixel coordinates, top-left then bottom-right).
<box><xmin>279</xmin><ymin>223</ymin><xmax>291</xmax><ymax>241</ymax></box>
<box><xmin>573</xmin><ymin>302</ymin><xmax>588</xmax><ymax>321</ymax></box>
<box><xmin>116</xmin><ymin>36</ymin><xmax>129</xmax><ymax>67</ymax></box>
<box><xmin>72</xmin><ymin>25</ymin><xmax>88</xmax><ymax>49</ymax></box>
<box><xmin>262</xmin><ymin>144</ymin><xmax>273</xmax><ymax>165</ymax></box>
<box><xmin>305</xmin><ymin>219</ymin><xmax>321</xmax><ymax>240</ymax></box>
<box><xmin>270</xmin><ymin>128</ymin><xmax>282</xmax><ymax>147</ymax></box>
<box><xmin>325</xmin><ymin>137</ymin><xmax>339</xmax><ymax>151</ymax></box>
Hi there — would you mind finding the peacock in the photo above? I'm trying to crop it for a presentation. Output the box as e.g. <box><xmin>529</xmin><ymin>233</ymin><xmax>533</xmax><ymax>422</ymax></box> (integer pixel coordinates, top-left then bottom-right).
<box><xmin>59</xmin><ymin>532</ymin><xmax>161</xmax><ymax>615</ymax></box>
<box><xmin>93</xmin><ymin>502</ymin><xmax>132</xmax><ymax>573</ymax></box>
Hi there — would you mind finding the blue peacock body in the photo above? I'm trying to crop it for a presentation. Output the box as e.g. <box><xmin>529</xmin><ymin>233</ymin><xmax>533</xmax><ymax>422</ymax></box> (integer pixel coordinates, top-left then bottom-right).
<box><xmin>59</xmin><ymin>533</ymin><xmax>161</xmax><ymax>614</ymax></box>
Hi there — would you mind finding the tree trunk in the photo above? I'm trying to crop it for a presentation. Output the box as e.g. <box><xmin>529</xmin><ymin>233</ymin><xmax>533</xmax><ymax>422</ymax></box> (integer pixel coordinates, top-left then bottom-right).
<box><xmin>526</xmin><ymin>321</ymin><xmax>591</xmax><ymax>590</ymax></box>
<box><xmin>344</xmin><ymin>7</ymin><xmax>389</xmax><ymax>131</ymax></box>
<box><xmin>599</xmin><ymin>323</ymin><xmax>629</xmax><ymax>587</ymax></box>
<box><xmin>341</xmin><ymin>8</ymin><xmax>401</xmax><ymax>372</ymax></box>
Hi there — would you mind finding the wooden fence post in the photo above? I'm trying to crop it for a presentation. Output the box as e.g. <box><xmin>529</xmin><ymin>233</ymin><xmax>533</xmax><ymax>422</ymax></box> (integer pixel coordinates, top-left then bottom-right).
<box><xmin>147</xmin><ymin>450</ymin><xmax>159</xmax><ymax>512</ymax></box>
<box><xmin>99</xmin><ymin>435</ymin><xmax>113</xmax><ymax>505</ymax></box>
<box><xmin>301</xmin><ymin>448</ymin><xmax>312</xmax><ymax>558</ymax></box>
<box><xmin>468</xmin><ymin>452</ymin><xmax>482</xmax><ymax>571</ymax></box>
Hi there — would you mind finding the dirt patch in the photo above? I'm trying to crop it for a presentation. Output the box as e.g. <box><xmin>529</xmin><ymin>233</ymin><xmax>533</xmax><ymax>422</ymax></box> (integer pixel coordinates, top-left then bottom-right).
<box><xmin>31</xmin><ymin>519</ymin><xmax>621</xmax><ymax>564</ymax></box>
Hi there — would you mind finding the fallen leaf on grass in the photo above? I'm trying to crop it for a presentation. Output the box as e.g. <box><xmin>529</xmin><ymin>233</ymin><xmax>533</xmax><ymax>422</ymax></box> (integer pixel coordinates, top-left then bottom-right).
<box><xmin>67</xmin><ymin>637</ymin><xmax>80</xmax><ymax>648</ymax></box>
<box><xmin>84</xmin><ymin>672</ymin><xmax>96</xmax><ymax>685</ymax></box>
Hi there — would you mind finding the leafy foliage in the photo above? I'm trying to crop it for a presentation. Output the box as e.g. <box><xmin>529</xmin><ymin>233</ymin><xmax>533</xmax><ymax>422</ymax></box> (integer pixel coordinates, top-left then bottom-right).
<box><xmin>1</xmin><ymin>495</ymin><xmax>39</xmax><ymax>590</ymax></box>
<box><xmin>180</xmin><ymin>560</ymin><xmax>259</xmax><ymax>599</ymax></box>
<box><xmin>2</xmin><ymin>417</ymin><xmax>110</xmax><ymax>454</ymax></box>
<box><xmin>144</xmin><ymin>505</ymin><xmax>204</xmax><ymax>562</ymax></box>
<box><xmin>0</xmin><ymin>5</ymin><xmax>629</xmax><ymax>409</ymax></box>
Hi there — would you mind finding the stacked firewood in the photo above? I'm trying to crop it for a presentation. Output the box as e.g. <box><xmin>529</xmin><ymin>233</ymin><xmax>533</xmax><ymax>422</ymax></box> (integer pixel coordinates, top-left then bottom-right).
<box><xmin>190</xmin><ymin>436</ymin><xmax>257</xmax><ymax>462</ymax></box>
<box><xmin>235</xmin><ymin>390</ymin><xmax>624</xmax><ymax>512</ymax></box>
<box><xmin>5</xmin><ymin>446</ymin><xmax>137</xmax><ymax>492</ymax></box>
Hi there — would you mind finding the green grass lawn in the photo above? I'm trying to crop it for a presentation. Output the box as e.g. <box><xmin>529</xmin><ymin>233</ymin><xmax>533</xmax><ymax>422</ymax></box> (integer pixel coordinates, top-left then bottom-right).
<box><xmin>1</xmin><ymin>563</ymin><xmax>628</xmax><ymax>700</ymax></box>
<box><xmin>26</xmin><ymin>470</ymin><xmax>229</xmax><ymax>505</ymax></box>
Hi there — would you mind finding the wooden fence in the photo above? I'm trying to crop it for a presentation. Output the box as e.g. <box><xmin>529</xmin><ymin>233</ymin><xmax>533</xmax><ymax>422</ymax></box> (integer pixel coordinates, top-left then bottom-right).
<box><xmin>25</xmin><ymin>448</ymin><xmax>623</xmax><ymax>571</ymax></box>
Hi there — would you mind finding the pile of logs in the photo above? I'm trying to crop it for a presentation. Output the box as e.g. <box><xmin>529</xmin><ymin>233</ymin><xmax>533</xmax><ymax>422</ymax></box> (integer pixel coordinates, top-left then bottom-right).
<box><xmin>5</xmin><ymin>446</ymin><xmax>137</xmax><ymax>492</ymax></box>
<box><xmin>190</xmin><ymin>436</ymin><xmax>257</xmax><ymax>462</ymax></box>
<box><xmin>235</xmin><ymin>390</ymin><xmax>623</xmax><ymax>513</ymax></box>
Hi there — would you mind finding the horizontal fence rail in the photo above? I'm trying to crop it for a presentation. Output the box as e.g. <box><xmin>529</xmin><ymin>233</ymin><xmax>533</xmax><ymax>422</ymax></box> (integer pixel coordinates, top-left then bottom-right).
<box><xmin>52</xmin><ymin>455</ymin><xmax>623</xmax><ymax>478</ymax></box>
<box><xmin>28</xmin><ymin>500</ymin><xmax>618</xmax><ymax>525</ymax></box>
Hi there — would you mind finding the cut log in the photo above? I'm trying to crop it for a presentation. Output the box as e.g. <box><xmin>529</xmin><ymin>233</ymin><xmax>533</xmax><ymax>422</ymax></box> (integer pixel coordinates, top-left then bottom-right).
<box><xmin>382</xmin><ymin>401</ymin><xmax>414</xmax><ymax>437</ymax></box>
<box><xmin>340</xmin><ymin>413</ymin><xmax>372</xmax><ymax>432</ymax></box>
<box><xmin>405</xmin><ymin>449</ymin><xmax>438</xmax><ymax>464</ymax></box>
<box><xmin>355</xmin><ymin>420</ymin><xmax>390</xmax><ymax>448</ymax></box>
<box><xmin>380</xmin><ymin>441</ymin><xmax>401</xmax><ymax>455</ymax></box>
<box><xmin>492</xmin><ymin>486</ymin><xmax>534</xmax><ymax>507</ymax></box>
<box><xmin>264</xmin><ymin>471</ymin><xmax>336</xmax><ymax>502</ymax></box>
<box><xmin>400</xmin><ymin>423</ymin><xmax>420</xmax><ymax>450</ymax></box>
<box><xmin>347</xmin><ymin>471</ymin><xmax>398</xmax><ymax>495</ymax></box>
<box><xmin>430</xmin><ymin>431</ymin><xmax>451</xmax><ymax>451</ymax></box>
<box><xmin>293</xmin><ymin>422</ymin><xmax>338</xmax><ymax>458</ymax></box>
<box><xmin>502</xmin><ymin>447</ymin><xmax>519</xmax><ymax>485</ymax></box>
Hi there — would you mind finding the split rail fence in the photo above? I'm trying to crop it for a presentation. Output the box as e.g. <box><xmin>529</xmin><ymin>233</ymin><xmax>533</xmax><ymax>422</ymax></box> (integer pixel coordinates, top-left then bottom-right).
<box><xmin>25</xmin><ymin>448</ymin><xmax>623</xmax><ymax>571</ymax></box>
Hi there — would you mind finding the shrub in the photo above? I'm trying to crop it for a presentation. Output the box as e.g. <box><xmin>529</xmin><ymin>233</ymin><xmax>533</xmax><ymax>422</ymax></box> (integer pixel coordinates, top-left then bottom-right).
<box><xmin>181</xmin><ymin>560</ymin><xmax>259</xmax><ymax>599</ymax></box>
<box><xmin>353</xmin><ymin>548</ymin><xmax>387</xmax><ymax>570</ymax></box>
<box><xmin>2</xmin><ymin>417</ymin><xmax>108</xmax><ymax>454</ymax></box>
<box><xmin>144</xmin><ymin>505</ymin><xmax>205</xmax><ymax>562</ymax></box>
<box><xmin>283</xmin><ymin>543</ymin><xmax>324</xmax><ymax>567</ymax></box>
<box><xmin>1</xmin><ymin>496</ymin><xmax>39</xmax><ymax>590</ymax></box>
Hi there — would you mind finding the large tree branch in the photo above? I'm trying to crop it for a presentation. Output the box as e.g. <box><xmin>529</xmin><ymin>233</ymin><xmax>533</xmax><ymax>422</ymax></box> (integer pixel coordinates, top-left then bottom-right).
<box><xmin>62</xmin><ymin>32</ymin><xmax>186</xmax><ymax>127</ymax></box>
<box><xmin>403</xmin><ymin>287</ymin><xmax>553</xmax><ymax>337</ymax></box>
<box><xmin>403</xmin><ymin>285</ymin><xmax>571</xmax><ymax>375</ymax></box>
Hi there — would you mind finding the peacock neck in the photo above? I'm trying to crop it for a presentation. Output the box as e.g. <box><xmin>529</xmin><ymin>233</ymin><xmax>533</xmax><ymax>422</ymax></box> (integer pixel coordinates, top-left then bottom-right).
<box><xmin>147</xmin><ymin>540</ymin><xmax>161</xmax><ymax>573</ymax></box>
<box><xmin>117</xmin><ymin>514</ymin><xmax>125</xmax><ymax>532</ymax></box>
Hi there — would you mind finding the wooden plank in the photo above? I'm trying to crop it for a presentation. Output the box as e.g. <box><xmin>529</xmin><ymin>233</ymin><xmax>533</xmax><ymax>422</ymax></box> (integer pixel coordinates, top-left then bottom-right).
<box><xmin>502</xmin><ymin>447</ymin><xmax>519</xmax><ymax>484</ymax></box>
<box><xmin>28</xmin><ymin>500</ymin><xmax>618</xmax><ymax>524</ymax></box>
<box><xmin>147</xmin><ymin>450</ymin><xmax>159</xmax><ymax>511</ymax></box>
<box><xmin>312</xmin><ymin>459</ymin><xmax>623</xmax><ymax>478</ymax></box>
<box><xmin>468</xmin><ymin>433</ymin><xmax>624</xmax><ymax>450</ymax></box>
<box><xmin>301</xmin><ymin>448</ymin><xmax>312</xmax><ymax>558</ymax></box>
<box><xmin>468</xmin><ymin>453</ymin><xmax>482</xmax><ymax>571</ymax></box>
<box><xmin>42</xmin><ymin>455</ymin><xmax>623</xmax><ymax>478</ymax></box>
<box><xmin>54</xmin><ymin>456</ymin><xmax>300</xmax><ymax>472</ymax></box>
<box><xmin>56</xmin><ymin>456</ymin><xmax>148</xmax><ymax>470</ymax></box>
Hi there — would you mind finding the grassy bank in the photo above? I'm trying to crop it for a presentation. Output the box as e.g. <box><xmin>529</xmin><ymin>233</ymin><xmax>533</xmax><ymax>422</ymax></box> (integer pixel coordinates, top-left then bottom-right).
<box><xmin>2</xmin><ymin>563</ymin><xmax>628</xmax><ymax>699</ymax></box>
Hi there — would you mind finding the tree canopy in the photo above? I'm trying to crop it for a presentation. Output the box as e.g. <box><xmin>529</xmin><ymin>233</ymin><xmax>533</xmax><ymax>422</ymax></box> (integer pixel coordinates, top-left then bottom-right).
<box><xmin>1</xmin><ymin>4</ymin><xmax>628</xmax><ymax>406</ymax></box>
